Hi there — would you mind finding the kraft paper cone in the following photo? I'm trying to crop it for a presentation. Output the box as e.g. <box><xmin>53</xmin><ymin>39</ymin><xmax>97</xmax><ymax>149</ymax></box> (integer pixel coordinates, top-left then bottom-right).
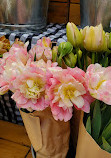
<box><xmin>70</xmin><ymin>108</ymin><xmax>81</xmax><ymax>153</ymax></box>
<box><xmin>20</xmin><ymin>108</ymin><xmax>70</xmax><ymax>158</ymax></box>
<box><xmin>76</xmin><ymin>112</ymin><xmax>111</xmax><ymax>158</ymax></box>
<box><xmin>20</xmin><ymin>110</ymin><xmax>42</xmax><ymax>151</ymax></box>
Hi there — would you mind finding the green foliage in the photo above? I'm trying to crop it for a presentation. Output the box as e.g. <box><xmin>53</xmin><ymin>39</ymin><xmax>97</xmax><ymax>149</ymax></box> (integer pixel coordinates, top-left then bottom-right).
<box><xmin>102</xmin><ymin>137</ymin><xmax>111</xmax><ymax>153</ymax></box>
<box><xmin>86</xmin><ymin>116</ymin><xmax>91</xmax><ymax>135</ymax></box>
<box><xmin>92</xmin><ymin>100</ymin><xmax>101</xmax><ymax>141</ymax></box>
<box><xmin>85</xmin><ymin>100</ymin><xmax>111</xmax><ymax>153</ymax></box>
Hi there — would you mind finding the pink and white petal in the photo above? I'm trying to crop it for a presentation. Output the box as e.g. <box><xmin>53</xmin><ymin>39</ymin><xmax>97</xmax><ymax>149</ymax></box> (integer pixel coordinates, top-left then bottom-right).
<box><xmin>31</xmin><ymin>97</ymin><xmax>48</xmax><ymax>111</ymax></box>
<box><xmin>12</xmin><ymin>91</ymin><xmax>28</xmax><ymax>104</ymax></box>
<box><xmin>0</xmin><ymin>77</ymin><xmax>8</xmax><ymax>87</ymax></box>
<box><xmin>36</xmin><ymin>46</ymin><xmax>44</xmax><ymax>60</ymax></box>
<box><xmin>50</xmin><ymin>103</ymin><xmax>61</xmax><ymax>115</ymax></box>
<box><xmin>80</xmin><ymin>99</ymin><xmax>90</xmax><ymax>113</ymax></box>
<box><xmin>51</xmin><ymin>103</ymin><xmax>72</xmax><ymax>122</ymax></box>
<box><xmin>62</xmin><ymin>97</ymin><xmax>73</xmax><ymax>108</ymax></box>
<box><xmin>103</xmin><ymin>67</ymin><xmax>111</xmax><ymax>80</ymax></box>
<box><xmin>44</xmin><ymin>48</ymin><xmax>52</xmax><ymax>60</ymax></box>
<box><xmin>71</xmin><ymin>96</ymin><xmax>84</xmax><ymax>108</ymax></box>
<box><xmin>52</xmin><ymin>95</ymin><xmax>60</xmax><ymax>104</ymax></box>
<box><xmin>64</xmin><ymin>108</ymin><xmax>72</xmax><ymax>122</ymax></box>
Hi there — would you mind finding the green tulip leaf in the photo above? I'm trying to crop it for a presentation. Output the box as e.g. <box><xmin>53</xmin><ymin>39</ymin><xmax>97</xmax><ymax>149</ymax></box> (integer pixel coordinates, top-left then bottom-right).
<box><xmin>102</xmin><ymin>137</ymin><xmax>111</xmax><ymax>153</ymax></box>
<box><xmin>107</xmin><ymin>137</ymin><xmax>111</xmax><ymax>146</ymax></box>
<box><xmin>86</xmin><ymin>116</ymin><xmax>91</xmax><ymax>135</ymax></box>
<box><xmin>92</xmin><ymin>100</ymin><xmax>101</xmax><ymax>141</ymax></box>
<box><xmin>98</xmin><ymin>121</ymin><xmax>111</xmax><ymax>145</ymax></box>
<box><xmin>101</xmin><ymin>105</ymin><xmax>111</xmax><ymax>134</ymax></box>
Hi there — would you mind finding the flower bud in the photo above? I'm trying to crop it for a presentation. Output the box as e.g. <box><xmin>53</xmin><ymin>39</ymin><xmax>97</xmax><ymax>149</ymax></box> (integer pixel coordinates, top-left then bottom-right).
<box><xmin>66</xmin><ymin>22</ymin><xmax>82</xmax><ymax>48</ymax></box>
<box><xmin>52</xmin><ymin>46</ymin><xmax>58</xmax><ymax>62</ymax></box>
<box><xmin>64</xmin><ymin>52</ymin><xmax>77</xmax><ymax>68</ymax></box>
<box><xmin>77</xmin><ymin>48</ymin><xmax>82</xmax><ymax>58</ymax></box>
<box><xmin>58</xmin><ymin>42</ymin><xmax>73</xmax><ymax>67</ymax></box>
<box><xmin>58</xmin><ymin>42</ymin><xmax>73</xmax><ymax>58</ymax></box>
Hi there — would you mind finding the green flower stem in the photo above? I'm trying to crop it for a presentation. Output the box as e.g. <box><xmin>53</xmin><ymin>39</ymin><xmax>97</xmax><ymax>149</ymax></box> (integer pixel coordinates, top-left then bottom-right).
<box><xmin>92</xmin><ymin>52</ymin><xmax>95</xmax><ymax>64</ymax></box>
<box><xmin>95</xmin><ymin>52</ymin><xmax>98</xmax><ymax>63</ymax></box>
<box><xmin>104</xmin><ymin>53</ymin><xmax>108</xmax><ymax>67</ymax></box>
<box><xmin>85</xmin><ymin>51</ymin><xmax>88</xmax><ymax>69</ymax></box>
<box><xmin>76</xmin><ymin>48</ymin><xmax>82</xmax><ymax>69</ymax></box>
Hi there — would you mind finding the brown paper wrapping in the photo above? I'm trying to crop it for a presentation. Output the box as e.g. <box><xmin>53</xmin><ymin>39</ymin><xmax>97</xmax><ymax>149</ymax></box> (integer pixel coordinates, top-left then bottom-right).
<box><xmin>76</xmin><ymin>112</ymin><xmax>111</xmax><ymax>158</ymax></box>
<box><xmin>70</xmin><ymin>108</ymin><xmax>81</xmax><ymax>153</ymax></box>
<box><xmin>20</xmin><ymin>108</ymin><xmax>70</xmax><ymax>158</ymax></box>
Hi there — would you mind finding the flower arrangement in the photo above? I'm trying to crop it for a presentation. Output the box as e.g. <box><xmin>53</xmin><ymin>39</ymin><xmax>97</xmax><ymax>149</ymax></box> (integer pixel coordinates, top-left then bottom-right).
<box><xmin>0</xmin><ymin>36</ymin><xmax>94</xmax><ymax>122</ymax></box>
<box><xmin>0</xmin><ymin>22</ymin><xmax>111</xmax><ymax>157</ymax></box>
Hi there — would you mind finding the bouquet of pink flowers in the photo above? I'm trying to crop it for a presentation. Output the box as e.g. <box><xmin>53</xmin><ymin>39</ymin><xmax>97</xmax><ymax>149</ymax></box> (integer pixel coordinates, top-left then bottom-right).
<box><xmin>0</xmin><ymin>22</ymin><xmax>111</xmax><ymax>157</ymax></box>
<box><xmin>0</xmin><ymin>37</ymin><xmax>94</xmax><ymax>121</ymax></box>
<box><xmin>0</xmin><ymin>36</ymin><xmax>94</xmax><ymax>157</ymax></box>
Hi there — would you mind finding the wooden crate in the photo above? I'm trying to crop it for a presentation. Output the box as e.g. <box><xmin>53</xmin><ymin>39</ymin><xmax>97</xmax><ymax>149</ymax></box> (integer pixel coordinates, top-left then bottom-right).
<box><xmin>48</xmin><ymin>0</ymin><xmax>80</xmax><ymax>25</ymax></box>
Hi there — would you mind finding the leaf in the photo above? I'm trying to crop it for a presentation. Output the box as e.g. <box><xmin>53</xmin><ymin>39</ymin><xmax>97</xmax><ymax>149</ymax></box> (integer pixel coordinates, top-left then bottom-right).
<box><xmin>90</xmin><ymin>101</ymin><xmax>96</xmax><ymax>120</ymax></box>
<box><xmin>92</xmin><ymin>100</ymin><xmax>101</xmax><ymax>141</ymax></box>
<box><xmin>100</xmin><ymin>54</ymin><xmax>108</xmax><ymax>67</ymax></box>
<box><xmin>86</xmin><ymin>116</ymin><xmax>91</xmax><ymax>135</ymax></box>
<box><xmin>34</xmin><ymin>53</ymin><xmax>36</xmax><ymax>61</ymax></box>
<box><xmin>102</xmin><ymin>137</ymin><xmax>111</xmax><ymax>153</ymax></box>
<box><xmin>107</xmin><ymin>137</ymin><xmax>111</xmax><ymax>146</ymax></box>
<box><xmin>101</xmin><ymin>105</ymin><xmax>111</xmax><ymax>134</ymax></box>
<box><xmin>98</xmin><ymin>121</ymin><xmax>111</xmax><ymax>145</ymax></box>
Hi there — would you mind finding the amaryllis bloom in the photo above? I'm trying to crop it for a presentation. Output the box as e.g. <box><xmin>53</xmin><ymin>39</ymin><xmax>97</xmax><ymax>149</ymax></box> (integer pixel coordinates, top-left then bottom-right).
<box><xmin>86</xmin><ymin>63</ymin><xmax>111</xmax><ymax>105</ymax></box>
<box><xmin>11</xmin><ymin>66</ymin><xmax>48</xmax><ymax>111</ymax></box>
<box><xmin>29</xmin><ymin>37</ymin><xmax>52</xmax><ymax>61</ymax></box>
<box><xmin>46</xmin><ymin>67</ymin><xmax>94</xmax><ymax>122</ymax></box>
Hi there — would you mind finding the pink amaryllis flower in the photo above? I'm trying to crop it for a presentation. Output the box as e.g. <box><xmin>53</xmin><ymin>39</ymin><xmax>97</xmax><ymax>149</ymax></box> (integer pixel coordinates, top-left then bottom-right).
<box><xmin>46</xmin><ymin>67</ymin><xmax>94</xmax><ymax>122</ymax></box>
<box><xmin>86</xmin><ymin>63</ymin><xmax>111</xmax><ymax>105</ymax></box>
<box><xmin>11</xmin><ymin>66</ymin><xmax>48</xmax><ymax>111</ymax></box>
<box><xmin>29</xmin><ymin>37</ymin><xmax>52</xmax><ymax>61</ymax></box>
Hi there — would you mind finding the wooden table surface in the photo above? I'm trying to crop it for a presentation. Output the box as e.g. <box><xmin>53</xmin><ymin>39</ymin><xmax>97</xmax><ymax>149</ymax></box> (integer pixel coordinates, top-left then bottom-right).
<box><xmin>0</xmin><ymin>120</ymin><xmax>32</xmax><ymax>158</ymax></box>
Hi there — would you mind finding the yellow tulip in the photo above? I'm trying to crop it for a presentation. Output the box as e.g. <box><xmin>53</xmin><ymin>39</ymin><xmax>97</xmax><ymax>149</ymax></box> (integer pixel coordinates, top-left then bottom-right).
<box><xmin>66</xmin><ymin>22</ymin><xmax>82</xmax><ymax>48</ymax></box>
<box><xmin>81</xmin><ymin>24</ymin><xmax>108</xmax><ymax>52</ymax></box>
